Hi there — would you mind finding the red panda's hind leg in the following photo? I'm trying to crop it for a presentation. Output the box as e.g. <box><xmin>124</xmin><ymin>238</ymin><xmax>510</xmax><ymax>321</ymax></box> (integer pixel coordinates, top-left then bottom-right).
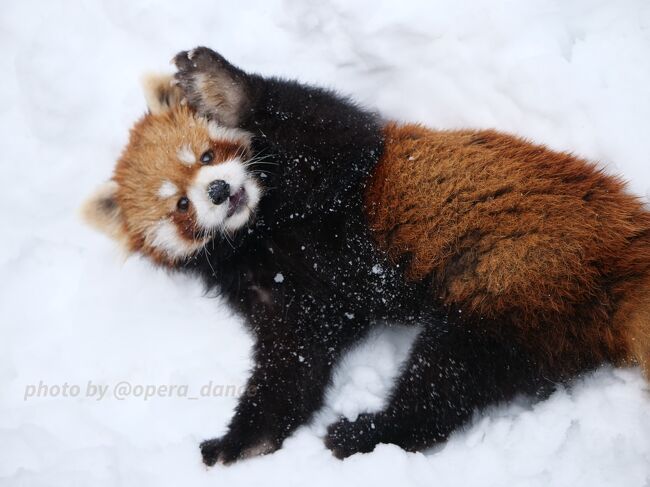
<box><xmin>324</xmin><ymin>324</ymin><xmax>554</xmax><ymax>458</ymax></box>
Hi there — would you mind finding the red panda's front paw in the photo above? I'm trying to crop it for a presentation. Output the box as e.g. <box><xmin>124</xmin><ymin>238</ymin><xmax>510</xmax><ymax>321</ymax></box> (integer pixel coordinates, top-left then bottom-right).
<box><xmin>173</xmin><ymin>47</ymin><xmax>225</xmax><ymax>74</ymax></box>
<box><xmin>324</xmin><ymin>414</ymin><xmax>383</xmax><ymax>459</ymax></box>
<box><xmin>172</xmin><ymin>47</ymin><xmax>249</xmax><ymax>127</ymax></box>
<box><xmin>200</xmin><ymin>434</ymin><xmax>278</xmax><ymax>466</ymax></box>
<box><xmin>200</xmin><ymin>436</ymin><xmax>240</xmax><ymax>466</ymax></box>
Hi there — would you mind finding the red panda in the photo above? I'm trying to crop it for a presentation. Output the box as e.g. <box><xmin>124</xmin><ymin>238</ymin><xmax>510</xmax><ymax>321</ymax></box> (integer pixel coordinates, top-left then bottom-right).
<box><xmin>83</xmin><ymin>47</ymin><xmax>650</xmax><ymax>465</ymax></box>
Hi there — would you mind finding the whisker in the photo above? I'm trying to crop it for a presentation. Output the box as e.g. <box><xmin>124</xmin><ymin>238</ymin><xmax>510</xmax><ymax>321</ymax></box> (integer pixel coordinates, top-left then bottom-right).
<box><xmin>202</xmin><ymin>239</ymin><xmax>218</xmax><ymax>279</ymax></box>
<box><xmin>245</xmin><ymin>161</ymin><xmax>279</xmax><ymax>168</ymax></box>
<box><xmin>219</xmin><ymin>225</ymin><xmax>235</xmax><ymax>250</ymax></box>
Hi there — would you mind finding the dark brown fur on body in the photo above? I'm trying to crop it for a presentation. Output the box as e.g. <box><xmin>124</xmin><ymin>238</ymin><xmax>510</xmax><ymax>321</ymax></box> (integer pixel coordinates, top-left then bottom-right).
<box><xmin>366</xmin><ymin>123</ymin><xmax>650</xmax><ymax>376</ymax></box>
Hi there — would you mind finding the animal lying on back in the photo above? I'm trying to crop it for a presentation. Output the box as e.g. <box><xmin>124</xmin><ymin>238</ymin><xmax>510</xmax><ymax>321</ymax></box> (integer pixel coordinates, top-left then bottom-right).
<box><xmin>83</xmin><ymin>46</ymin><xmax>650</xmax><ymax>465</ymax></box>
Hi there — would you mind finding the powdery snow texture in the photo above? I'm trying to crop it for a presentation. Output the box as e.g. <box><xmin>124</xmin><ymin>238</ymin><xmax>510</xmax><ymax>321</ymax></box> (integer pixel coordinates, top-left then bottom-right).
<box><xmin>1</xmin><ymin>1</ymin><xmax>649</xmax><ymax>486</ymax></box>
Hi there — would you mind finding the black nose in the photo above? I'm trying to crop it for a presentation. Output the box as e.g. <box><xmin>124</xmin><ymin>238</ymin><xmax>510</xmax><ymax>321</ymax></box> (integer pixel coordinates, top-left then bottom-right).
<box><xmin>207</xmin><ymin>180</ymin><xmax>230</xmax><ymax>205</ymax></box>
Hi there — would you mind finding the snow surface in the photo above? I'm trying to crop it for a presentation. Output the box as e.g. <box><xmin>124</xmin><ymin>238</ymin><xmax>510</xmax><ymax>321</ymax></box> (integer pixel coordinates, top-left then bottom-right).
<box><xmin>1</xmin><ymin>0</ymin><xmax>650</xmax><ymax>485</ymax></box>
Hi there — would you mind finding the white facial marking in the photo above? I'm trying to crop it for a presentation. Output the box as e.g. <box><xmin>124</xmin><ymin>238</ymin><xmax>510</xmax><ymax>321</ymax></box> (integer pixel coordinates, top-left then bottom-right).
<box><xmin>177</xmin><ymin>144</ymin><xmax>195</xmax><ymax>166</ymax></box>
<box><xmin>145</xmin><ymin>219</ymin><xmax>206</xmax><ymax>260</ymax></box>
<box><xmin>206</xmin><ymin>121</ymin><xmax>252</xmax><ymax>147</ymax></box>
<box><xmin>188</xmin><ymin>158</ymin><xmax>261</xmax><ymax>233</ymax></box>
<box><xmin>157</xmin><ymin>180</ymin><xmax>178</xmax><ymax>199</ymax></box>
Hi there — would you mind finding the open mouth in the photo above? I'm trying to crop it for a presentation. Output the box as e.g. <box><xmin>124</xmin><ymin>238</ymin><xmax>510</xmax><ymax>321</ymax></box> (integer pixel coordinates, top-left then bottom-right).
<box><xmin>227</xmin><ymin>187</ymin><xmax>248</xmax><ymax>218</ymax></box>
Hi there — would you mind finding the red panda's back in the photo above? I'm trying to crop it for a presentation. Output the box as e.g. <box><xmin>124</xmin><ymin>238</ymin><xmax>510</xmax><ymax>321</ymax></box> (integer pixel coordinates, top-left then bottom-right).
<box><xmin>365</xmin><ymin>123</ymin><xmax>650</xmax><ymax>375</ymax></box>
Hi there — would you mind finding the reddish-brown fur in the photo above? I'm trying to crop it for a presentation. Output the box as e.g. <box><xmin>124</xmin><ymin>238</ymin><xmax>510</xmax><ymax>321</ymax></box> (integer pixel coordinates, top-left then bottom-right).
<box><xmin>365</xmin><ymin>123</ymin><xmax>650</xmax><ymax>377</ymax></box>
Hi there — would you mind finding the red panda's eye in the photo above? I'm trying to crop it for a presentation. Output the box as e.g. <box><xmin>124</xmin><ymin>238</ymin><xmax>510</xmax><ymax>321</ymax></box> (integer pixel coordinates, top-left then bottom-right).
<box><xmin>177</xmin><ymin>197</ymin><xmax>190</xmax><ymax>212</ymax></box>
<box><xmin>200</xmin><ymin>150</ymin><xmax>214</xmax><ymax>164</ymax></box>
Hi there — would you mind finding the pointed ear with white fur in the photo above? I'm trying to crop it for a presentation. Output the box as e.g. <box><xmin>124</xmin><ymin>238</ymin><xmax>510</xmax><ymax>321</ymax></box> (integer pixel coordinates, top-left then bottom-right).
<box><xmin>141</xmin><ymin>73</ymin><xmax>184</xmax><ymax>115</ymax></box>
<box><xmin>81</xmin><ymin>180</ymin><xmax>127</xmax><ymax>243</ymax></box>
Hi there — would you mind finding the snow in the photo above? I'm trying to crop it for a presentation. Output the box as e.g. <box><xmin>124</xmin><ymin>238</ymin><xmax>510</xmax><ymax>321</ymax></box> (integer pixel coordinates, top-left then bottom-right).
<box><xmin>1</xmin><ymin>0</ymin><xmax>650</xmax><ymax>485</ymax></box>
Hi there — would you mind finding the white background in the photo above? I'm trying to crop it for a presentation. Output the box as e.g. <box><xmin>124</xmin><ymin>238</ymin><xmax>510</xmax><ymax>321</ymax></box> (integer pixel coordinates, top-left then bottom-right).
<box><xmin>1</xmin><ymin>1</ymin><xmax>649</xmax><ymax>485</ymax></box>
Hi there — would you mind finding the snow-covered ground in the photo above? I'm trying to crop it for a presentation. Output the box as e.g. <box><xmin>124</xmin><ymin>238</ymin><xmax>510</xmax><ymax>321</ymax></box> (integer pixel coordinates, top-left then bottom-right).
<box><xmin>2</xmin><ymin>0</ymin><xmax>650</xmax><ymax>485</ymax></box>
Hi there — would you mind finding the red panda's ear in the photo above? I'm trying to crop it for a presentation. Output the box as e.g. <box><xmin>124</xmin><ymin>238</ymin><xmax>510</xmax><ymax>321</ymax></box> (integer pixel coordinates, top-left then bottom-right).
<box><xmin>80</xmin><ymin>180</ymin><xmax>127</xmax><ymax>244</ymax></box>
<box><xmin>141</xmin><ymin>73</ymin><xmax>184</xmax><ymax>115</ymax></box>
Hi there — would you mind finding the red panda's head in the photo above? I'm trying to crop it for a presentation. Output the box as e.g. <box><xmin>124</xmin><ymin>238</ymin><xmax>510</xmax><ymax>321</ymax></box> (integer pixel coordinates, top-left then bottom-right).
<box><xmin>82</xmin><ymin>74</ymin><xmax>261</xmax><ymax>266</ymax></box>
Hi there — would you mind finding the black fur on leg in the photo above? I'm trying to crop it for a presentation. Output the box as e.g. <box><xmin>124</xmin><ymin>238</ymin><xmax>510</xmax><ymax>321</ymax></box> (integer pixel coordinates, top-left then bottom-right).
<box><xmin>324</xmin><ymin>324</ymin><xmax>556</xmax><ymax>457</ymax></box>
<box><xmin>198</xmin><ymin>281</ymin><xmax>376</xmax><ymax>465</ymax></box>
